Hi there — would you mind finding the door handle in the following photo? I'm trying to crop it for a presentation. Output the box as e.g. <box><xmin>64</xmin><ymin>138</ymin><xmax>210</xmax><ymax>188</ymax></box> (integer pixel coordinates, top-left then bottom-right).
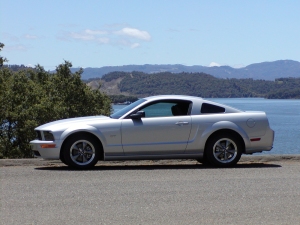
<box><xmin>175</xmin><ymin>121</ymin><xmax>189</xmax><ymax>126</ymax></box>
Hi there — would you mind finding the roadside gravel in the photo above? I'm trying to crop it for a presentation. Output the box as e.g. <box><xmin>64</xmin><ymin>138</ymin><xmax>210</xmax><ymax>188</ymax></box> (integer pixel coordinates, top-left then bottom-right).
<box><xmin>0</xmin><ymin>155</ymin><xmax>299</xmax><ymax>167</ymax></box>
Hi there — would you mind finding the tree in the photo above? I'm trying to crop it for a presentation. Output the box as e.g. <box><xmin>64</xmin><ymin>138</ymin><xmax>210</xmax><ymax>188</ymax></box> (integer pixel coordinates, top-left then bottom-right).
<box><xmin>0</xmin><ymin>61</ymin><xmax>112</xmax><ymax>158</ymax></box>
<box><xmin>0</xmin><ymin>42</ymin><xmax>8</xmax><ymax>67</ymax></box>
<box><xmin>0</xmin><ymin>69</ymin><xmax>42</xmax><ymax>157</ymax></box>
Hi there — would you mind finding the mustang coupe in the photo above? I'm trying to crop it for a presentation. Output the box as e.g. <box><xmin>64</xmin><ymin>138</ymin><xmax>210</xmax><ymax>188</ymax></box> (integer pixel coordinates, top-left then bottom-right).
<box><xmin>30</xmin><ymin>95</ymin><xmax>274</xmax><ymax>169</ymax></box>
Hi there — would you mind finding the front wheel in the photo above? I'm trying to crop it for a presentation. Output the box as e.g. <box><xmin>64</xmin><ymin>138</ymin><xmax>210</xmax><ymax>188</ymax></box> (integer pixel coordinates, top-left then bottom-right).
<box><xmin>196</xmin><ymin>153</ymin><xmax>210</xmax><ymax>165</ymax></box>
<box><xmin>205</xmin><ymin>133</ymin><xmax>243</xmax><ymax>167</ymax></box>
<box><xmin>63</xmin><ymin>134</ymin><xmax>101</xmax><ymax>169</ymax></box>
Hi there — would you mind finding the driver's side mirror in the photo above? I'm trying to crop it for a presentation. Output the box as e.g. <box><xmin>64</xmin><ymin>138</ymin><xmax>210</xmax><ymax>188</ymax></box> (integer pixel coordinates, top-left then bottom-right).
<box><xmin>130</xmin><ymin>111</ymin><xmax>145</xmax><ymax>120</ymax></box>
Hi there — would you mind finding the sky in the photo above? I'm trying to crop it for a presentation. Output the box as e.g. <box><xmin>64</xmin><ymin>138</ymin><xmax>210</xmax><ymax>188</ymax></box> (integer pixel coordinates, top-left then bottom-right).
<box><xmin>1</xmin><ymin>0</ymin><xmax>300</xmax><ymax>70</ymax></box>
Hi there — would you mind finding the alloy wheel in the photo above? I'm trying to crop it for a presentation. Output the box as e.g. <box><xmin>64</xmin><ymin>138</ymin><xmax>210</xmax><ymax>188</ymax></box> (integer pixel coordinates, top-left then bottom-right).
<box><xmin>69</xmin><ymin>140</ymin><xmax>96</xmax><ymax>166</ymax></box>
<box><xmin>212</xmin><ymin>138</ymin><xmax>238</xmax><ymax>163</ymax></box>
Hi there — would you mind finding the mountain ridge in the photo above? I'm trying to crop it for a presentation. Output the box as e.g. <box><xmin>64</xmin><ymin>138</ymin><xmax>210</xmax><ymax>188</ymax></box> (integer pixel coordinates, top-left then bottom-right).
<box><xmin>87</xmin><ymin>71</ymin><xmax>300</xmax><ymax>99</ymax></box>
<box><xmin>71</xmin><ymin>60</ymin><xmax>300</xmax><ymax>81</ymax></box>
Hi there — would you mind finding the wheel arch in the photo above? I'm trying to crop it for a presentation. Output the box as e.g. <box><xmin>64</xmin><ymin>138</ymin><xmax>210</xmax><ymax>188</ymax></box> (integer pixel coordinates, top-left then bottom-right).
<box><xmin>59</xmin><ymin>131</ymin><xmax>104</xmax><ymax>161</ymax></box>
<box><xmin>204</xmin><ymin>129</ymin><xmax>246</xmax><ymax>154</ymax></box>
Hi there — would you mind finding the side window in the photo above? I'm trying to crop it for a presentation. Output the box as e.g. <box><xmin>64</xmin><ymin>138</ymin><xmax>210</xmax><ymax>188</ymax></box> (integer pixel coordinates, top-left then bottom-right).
<box><xmin>140</xmin><ymin>100</ymin><xmax>191</xmax><ymax>118</ymax></box>
<box><xmin>142</xmin><ymin>102</ymin><xmax>174</xmax><ymax>117</ymax></box>
<box><xmin>201</xmin><ymin>103</ymin><xmax>225</xmax><ymax>113</ymax></box>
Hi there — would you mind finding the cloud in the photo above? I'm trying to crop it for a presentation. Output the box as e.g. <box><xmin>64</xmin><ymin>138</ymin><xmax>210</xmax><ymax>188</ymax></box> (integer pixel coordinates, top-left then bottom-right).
<box><xmin>209</xmin><ymin>62</ymin><xmax>221</xmax><ymax>67</ymax></box>
<box><xmin>131</xmin><ymin>43</ymin><xmax>140</xmax><ymax>48</ymax></box>
<box><xmin>97</xmin><ymin>37</ymin><xmax>110</xmax><ymax>44</ymax></box>
<box><xmin>208</xmin><ymin>62</ymin><xmax>246</xmax><ymax>68</ymax></box>
<box><xmin>4</xmin><ymin>44</ymin><xmax>28</xmax><ymax>52</ymax></box>
<box><xmin>1</xmin><ymin>33</ymin><xmax>19</xmax><ymax>42</ymax></box>
<box><xmin>24</xmin><ymin>34</ymin><xmax>38</xmax><ymax>39</ymax></box>
<box><xmin>62</xmin><ymin>27</ymin><xmax>151</xmax><ymax>48</ymax></box>
<box><xmin>232</xmin><ymin>64</ymin><xmax>245</xmax><ymax>68</ymax></box>
<box><xmin>70</xmin><ymin>32</ymin><xmax>95</xmax><ymax>41</ymax></box>
<box><xmin>85</xmin><ymin>29</ymin><xmax>108</xmax><ymax>35</ymax></box>
<box><xmin>115</xmin><ymin>28</ymin><xmax>151</xmax><ymax>41</ymax></box>
<box><xmin>68</xmin><ymin>29</ymin><xmax>109</xmax><ymax>43</ymax></box>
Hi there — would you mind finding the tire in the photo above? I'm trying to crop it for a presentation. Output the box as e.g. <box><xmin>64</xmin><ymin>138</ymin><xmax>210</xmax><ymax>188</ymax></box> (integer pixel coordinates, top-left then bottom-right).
<box><xmin>63</xmin><ymin>134</ymin><xmax>101</xmax><ymax>169</ymax></box>
<box><xmin>60</xmin><ymin>153</ymin><xmax>68</xmax><ymax>166</ymax></box>
<box><xmin>205</xmin><ymin>133</ymin><xmax>243</xmax><ymax>167</ymax></box>
<box><xmin>196</xmin><ymin>153</ymin><xmax>210</xmax><ymax>165</ymax></box>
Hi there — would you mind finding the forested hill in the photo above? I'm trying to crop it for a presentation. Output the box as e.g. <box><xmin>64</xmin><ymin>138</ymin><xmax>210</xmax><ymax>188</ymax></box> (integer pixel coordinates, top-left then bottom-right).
<box><xmin>88</xmin><ymin>71</ymin><xmax>300</xmax><ymax>99</ymax></box>
<box><xmin>74</xmin><ymin>60</ymin><xmax>300</xmax><ymax>80</ymax></box>
<box><xmin>3</xmin><ymin>64</ymin><xmax>32</xmax><ymax>71</ymax></box>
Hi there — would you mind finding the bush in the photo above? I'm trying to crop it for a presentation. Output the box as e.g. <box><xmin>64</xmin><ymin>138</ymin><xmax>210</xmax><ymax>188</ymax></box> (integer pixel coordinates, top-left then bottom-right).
<box><xmin>0</xmin><ymin>61</ymin><xmax>111</xmax><ymax>158</ymax></box>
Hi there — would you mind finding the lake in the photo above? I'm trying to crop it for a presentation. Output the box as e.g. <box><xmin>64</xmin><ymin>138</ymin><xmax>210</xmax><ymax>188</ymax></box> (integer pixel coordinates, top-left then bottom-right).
<box><xmin>113</xmin><ymin>98</ymin><xmax>300</xmax><ymax>155</ymax></box>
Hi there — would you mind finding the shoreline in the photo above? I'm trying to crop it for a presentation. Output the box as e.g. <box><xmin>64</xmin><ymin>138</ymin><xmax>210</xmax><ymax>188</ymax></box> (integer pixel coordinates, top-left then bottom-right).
<box><xmin>0</xmin><ymin>154</ymin><xmax>299</xmax><ymax>167</ymax></box>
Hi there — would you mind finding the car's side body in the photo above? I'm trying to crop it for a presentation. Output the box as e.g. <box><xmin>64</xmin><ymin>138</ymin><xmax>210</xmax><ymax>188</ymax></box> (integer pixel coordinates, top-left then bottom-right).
<box><xmin>30</xmin><ymin>95</ymin><xmax>274</xmax><ymax>168</ymax></box>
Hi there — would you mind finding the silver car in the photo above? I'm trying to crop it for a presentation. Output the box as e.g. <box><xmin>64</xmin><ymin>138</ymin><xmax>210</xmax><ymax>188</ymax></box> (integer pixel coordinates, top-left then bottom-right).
<box><xmin>30</xmin><ymin>95</ymin><xmax>274</xmax><ymax>169</ymax></box>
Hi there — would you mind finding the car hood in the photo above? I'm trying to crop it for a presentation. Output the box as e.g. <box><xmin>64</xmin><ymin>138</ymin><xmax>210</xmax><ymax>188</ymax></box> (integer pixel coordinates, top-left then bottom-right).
<box><xmin>35</xmin><ymin>115</ymin><xmax>111</xmax><ymax>131</ymax></box>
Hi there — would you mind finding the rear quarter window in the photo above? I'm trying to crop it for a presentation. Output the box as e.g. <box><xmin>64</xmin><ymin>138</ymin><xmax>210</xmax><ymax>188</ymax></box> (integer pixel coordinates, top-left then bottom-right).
<box><xmin>201</xmin><ymin>103</ymin><xmax>225</xmax><ymax>113</ymax></box>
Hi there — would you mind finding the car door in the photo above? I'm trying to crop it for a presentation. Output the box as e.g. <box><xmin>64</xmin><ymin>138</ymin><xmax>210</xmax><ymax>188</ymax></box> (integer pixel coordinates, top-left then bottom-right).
<box><xmin>121</xmin><ymin>100</ymin><xmax>192</xmax><ymax>155</ymax></box>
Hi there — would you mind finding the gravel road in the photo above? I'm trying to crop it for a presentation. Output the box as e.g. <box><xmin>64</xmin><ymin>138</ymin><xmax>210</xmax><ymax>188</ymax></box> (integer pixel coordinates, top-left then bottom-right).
<box><xmin>1</xmin><ymin>156</ymin><xmax>300</xmax><ymax>225</ymax></box>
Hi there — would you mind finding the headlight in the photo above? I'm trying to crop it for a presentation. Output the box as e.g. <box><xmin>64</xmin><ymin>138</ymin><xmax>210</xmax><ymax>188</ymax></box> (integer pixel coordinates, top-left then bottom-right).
<box><xmin>44</xmin><ymin>131</ymin><xmax>55</xmax><ymax>141</ymax></box>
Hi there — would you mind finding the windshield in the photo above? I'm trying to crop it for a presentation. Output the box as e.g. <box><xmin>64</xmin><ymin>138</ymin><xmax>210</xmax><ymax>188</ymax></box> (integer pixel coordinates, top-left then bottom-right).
<box><xmin>110</xmin><ymin>98</ymin><xmax>146</xmax><ymax>119</ymax></box>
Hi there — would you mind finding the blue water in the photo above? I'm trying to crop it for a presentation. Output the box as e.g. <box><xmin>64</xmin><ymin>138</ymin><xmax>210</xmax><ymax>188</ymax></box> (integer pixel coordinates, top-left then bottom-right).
<box><xmin>113</xmin><ymin>98</ymin><xmax>300</xmax><ymax>155</ymax></box>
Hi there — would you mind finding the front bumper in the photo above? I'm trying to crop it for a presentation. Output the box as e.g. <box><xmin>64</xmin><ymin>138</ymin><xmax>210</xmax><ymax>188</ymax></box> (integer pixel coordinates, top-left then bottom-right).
<box><xmin>30</xmin><ymin>140</ymin><xmax>61</xmax><ymax>160</ymax></box>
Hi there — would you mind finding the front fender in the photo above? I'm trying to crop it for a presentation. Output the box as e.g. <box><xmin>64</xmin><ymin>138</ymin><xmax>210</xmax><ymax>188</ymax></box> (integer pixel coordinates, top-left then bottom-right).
<box><xmin>60</xmin><ymin>125</ymin><xmax>106</xmax><ymax>146</ymax></box>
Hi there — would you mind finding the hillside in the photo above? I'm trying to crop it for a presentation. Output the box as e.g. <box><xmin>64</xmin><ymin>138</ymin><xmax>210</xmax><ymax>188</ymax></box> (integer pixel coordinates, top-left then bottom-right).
<box><xmin>89</xmin><ymin>71</ymin><xmax>300</xmax><ymax>99</ymax></box>
<box><xmin>75</xmin><ymin>60</ymin><xmax>300</xmax><ymax>80</ymax></box>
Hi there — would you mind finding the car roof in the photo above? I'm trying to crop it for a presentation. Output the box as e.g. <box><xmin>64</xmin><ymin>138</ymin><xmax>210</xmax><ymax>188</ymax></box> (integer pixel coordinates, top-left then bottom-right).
<box><xmin>143</xmin><ymin>95</ymin><xmax>202</xmax><ymax>101</ymax></box>
<box><xmin>142</xmin><ymin>95</ymin><xmax>242</xmax><ymax>113</ymax></box>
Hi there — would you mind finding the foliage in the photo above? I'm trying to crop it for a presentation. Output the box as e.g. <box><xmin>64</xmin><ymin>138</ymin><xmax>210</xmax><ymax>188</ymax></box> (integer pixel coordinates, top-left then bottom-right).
<box><xmin>3</xmin><ymin>64</ymin><xmax>31</xmax><ymax>71</ymax></box>
<box><xmin>0</xmin><ymin>61</ymin><xmax>111</xmax><ymax>158</ymax></box>
<box><xmin>266</xmin><ymin>78</ymin><xmax>300</xmax><ymax>99</ymax></box>
<box><xmin>101</xmin><ymin>71</ymin><xmax>300</xmax><ymax>99</ymax></box>
<box><xmin>0</xmin><ymin>42</ymin><xmax>8</xmax><ymax>67</ymax></box>
<box><xmin>109</xmin><ymin>95</ymin><xmax>138</xmax><ymax>103</ymax></box>
<box><xmin>102</xmin><ymin>71</ymin><xmax>130</xmax><ymax>82</ymax></box>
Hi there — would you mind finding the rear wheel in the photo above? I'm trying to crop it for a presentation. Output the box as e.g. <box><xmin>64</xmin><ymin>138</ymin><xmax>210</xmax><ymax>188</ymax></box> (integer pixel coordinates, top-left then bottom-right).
<box><xmin>63</xmin><ymin>134</ymin><xmax>101</xmax><ymax>169</ymax></box>
<box><xmin>205</xmin><ymin>133</ymin><xmax>243</xmax><ymax>167</ymax></box>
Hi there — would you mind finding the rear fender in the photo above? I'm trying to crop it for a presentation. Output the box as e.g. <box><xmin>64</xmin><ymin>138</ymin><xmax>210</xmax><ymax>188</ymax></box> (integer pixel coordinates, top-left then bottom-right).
<box><xmin>200</xmin><ymin>121</ymin><xmax>250</xmax><ymax>149</ymax></box>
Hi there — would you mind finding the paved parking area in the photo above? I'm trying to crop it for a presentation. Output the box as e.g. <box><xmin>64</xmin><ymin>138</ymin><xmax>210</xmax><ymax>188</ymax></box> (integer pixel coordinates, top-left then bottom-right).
<box><xmin>1</xmin><ymin>156</ymin><xmax>300</xmax><ymax>225</ymax></box>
